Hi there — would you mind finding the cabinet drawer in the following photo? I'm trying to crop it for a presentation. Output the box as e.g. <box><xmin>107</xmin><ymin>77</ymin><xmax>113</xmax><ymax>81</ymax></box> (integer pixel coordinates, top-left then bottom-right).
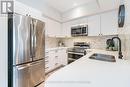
<box><xmin>45</xmin><ymin>60</ymin><xmax>49</xmax><ymax>65</ymax></box>
<box><xmin>45</xmin><ymin>56</ymin><xmax>49</xmax><ymax>60</ymax></box>
<box><xmin>45</xmin><ymin>66</ymin><xmax>49</xmax><ymax>72</ymax></box>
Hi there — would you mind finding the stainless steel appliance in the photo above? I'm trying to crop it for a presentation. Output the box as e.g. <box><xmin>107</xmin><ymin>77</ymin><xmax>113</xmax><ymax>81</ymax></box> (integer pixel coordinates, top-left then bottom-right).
<box><xmin>8</xmin><ymin>13</ymin><xmax>45</xmax><ymax>87</ymax></box>
<box><xmin>68</xmin><ymin>42</ymin><xmax>90</xmax><ymax>64</ymax></box>
<box><xmin>71</xmin><ymin>24</ymin><xmax>88</xmax><ymax>37</ymax></box>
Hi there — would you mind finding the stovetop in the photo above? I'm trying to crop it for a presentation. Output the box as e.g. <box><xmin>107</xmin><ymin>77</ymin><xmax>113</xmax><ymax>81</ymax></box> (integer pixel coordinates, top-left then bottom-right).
<box><xmin>68</xmin><ymin>42</ymin><xmax>90</xmax><ymax>53</ymax></box>
<box><xmin>68</xmin><ymin>47</ymin><xmax>87</xmax><ymax>53</ymax></box>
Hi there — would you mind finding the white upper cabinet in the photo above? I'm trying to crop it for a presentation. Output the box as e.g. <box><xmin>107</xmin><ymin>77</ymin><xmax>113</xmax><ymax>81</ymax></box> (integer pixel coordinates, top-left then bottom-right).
<box><xmin>46</xmin><ymin>19</ymin><xmax>62</xmax><ymax>37</ymax></box>
<box><xmin>62</xmin><ymin>22</ymin><xmax>72</xmax><ymax>37</ymax></box>
<box><xmin>88</xmin><ymin>15</ymin><xmax>101</xmax><ymax>36</ymax></box>
<box><xmin>98</xmin><ymin>0</ymin><xmax>120</xmax><ymax>11</ymax></box>
<box><xmin>62</xmin><ymin>18</ymin><xmax>88</xmax><ymax>37</ymax></box>
<box><xmin>62</xmin><ymin>11</ymin><xmax>118</xmax><ymax>37</ymax></box>
<box><xmin>101</xmin><ymin>11</ymin><xmax>118</xmax><ymax>35</ymax></box>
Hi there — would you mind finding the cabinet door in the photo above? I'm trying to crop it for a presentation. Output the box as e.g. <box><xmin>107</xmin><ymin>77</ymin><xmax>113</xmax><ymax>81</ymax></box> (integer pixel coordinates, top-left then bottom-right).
<box><xmin>47</xmin><ymin>51</ymin><xmax>55</xmax><ymax>71</ymax></box>
<box><xmin>54</xmin><ymin>22</ymin><xmax>62</xmax><ymax>37</ymax></box>
<box><xmin>54</xmin><ymin>49</ymin><xmax>61</xmax><ymax>67</ymax></box>
<box><xmin>88</xmin><ymin>15</ymin><xmax>101</xmax><ymax>36</ymax></box>
<box><xmin>46</xmin><ymin>19</ymin><xmax>61</xmax><ymax>37</ymax></box>
<box><xmin>62</xmin><ymin>22</ymin><xmax>71</xmax><ymax>37</ymax></box>
<box><xmin>58</xmin><ymin>49</ymin><xmax>68</xmax><ymax>65</ymax></box>
<box><xmin>101</xmin><ymin>11</ymin><xmax>118</xmax><ymax>35</ymax></box>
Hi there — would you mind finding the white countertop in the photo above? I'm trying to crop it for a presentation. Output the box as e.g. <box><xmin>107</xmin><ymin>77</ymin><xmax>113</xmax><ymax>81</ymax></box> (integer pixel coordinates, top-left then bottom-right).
<box><xmin>45</xmin><ymin>49</ymin><xmax>130</xmax><ymax>87</ymax></box>
<box><xmin>46</xmin><ymin>47</ymin><xmax>68</xmax><ymax>51</ymax></box>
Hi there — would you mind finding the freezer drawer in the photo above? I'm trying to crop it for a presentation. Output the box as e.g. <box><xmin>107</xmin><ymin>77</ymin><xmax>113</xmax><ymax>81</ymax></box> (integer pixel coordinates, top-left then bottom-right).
<box><xmin>30</xmin><ymin>60</ymin><xmax>45</xmax><ymax>86</ymax></box>
<box><xmin>13</xmin><ymin>64</ymin><xmax>32</xmax><ymax>87</ymax></box>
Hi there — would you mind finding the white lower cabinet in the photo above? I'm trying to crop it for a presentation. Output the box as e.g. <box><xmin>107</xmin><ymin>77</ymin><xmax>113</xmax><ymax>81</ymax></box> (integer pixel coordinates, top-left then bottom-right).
<box><xmin>45</xmin><ymin>48</ymin><xmax>68</xmax><ymax>73</ymax></box>
<box><xmin>59</xmin><ymin>49</ymin><xmax>68</xmax><ymax>65</ymax></box>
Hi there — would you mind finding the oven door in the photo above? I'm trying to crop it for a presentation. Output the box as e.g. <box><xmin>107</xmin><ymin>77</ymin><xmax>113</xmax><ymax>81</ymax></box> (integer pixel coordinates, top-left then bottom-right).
<box><xmin>68</xmin><ymin>52</ymin><xmax>84</xmax><ymax>63</ymax></box>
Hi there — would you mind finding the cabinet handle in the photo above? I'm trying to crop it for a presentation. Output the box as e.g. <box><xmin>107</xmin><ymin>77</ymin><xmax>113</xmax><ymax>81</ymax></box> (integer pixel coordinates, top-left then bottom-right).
<box><xmin>45</xmin><ymin>67</ymin><xmax>49</xmax><ymax>69</ymax></box>
<box><xmin>55</xmin><ymin>50</ymin><xmax>58</xmax><ymax>53</ymax></box>
<box><xmin>46</xmin><ymin>52</ymin><xmax>49</xmax><ymax>53</ymax></box>
<box><xmin>45</xmin><ymin>60</ymin><xmax>49</xmax><ymax>62</ymax></box>
<box><xmin>55</xmin><ymin>56</ymin><xmax>58</xmax><ymax>58</ymax></box>
<box><xmin>45</xmin><ymin>56</ymin><xmax>49</xmax><ymax>58</ymax></box>
<box><xmin>55</xmin><ymin>63</ymin><xmax>58</xmax><ymax>65</ymax></box>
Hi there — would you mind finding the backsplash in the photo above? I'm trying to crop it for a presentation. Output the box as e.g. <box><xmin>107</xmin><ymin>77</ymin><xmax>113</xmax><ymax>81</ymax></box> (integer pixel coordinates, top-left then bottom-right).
<box><xmin>45</xmin><ymin>37</ymin><xmax>60</xmax><ymax>49</ymax></box>
<box><xmin>62</xmin><ymin>35</ymin><xmax>117</xmax><ymax>50</ymax></box>
<box><xmin>118</xmin><ymin>0</ymin><xmax>130</xmax><ymax>60</ymax></box>
<box><xmin>118</xmin><ymin>25</ymin><xmax>130</xmax><ymax>60</ymax></box>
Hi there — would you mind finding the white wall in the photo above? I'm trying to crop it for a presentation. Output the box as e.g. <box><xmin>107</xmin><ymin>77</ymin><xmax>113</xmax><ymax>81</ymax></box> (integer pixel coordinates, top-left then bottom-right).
<box><xmin>0</xmin><ymin>14</ymin><xmax>8</xmax><ymax>87</ymax></box>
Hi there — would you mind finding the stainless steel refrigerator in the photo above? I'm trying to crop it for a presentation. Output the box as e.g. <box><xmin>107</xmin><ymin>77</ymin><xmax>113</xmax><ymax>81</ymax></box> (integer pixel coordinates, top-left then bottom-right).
<box><xmin>9</xmin><ymin>13</ymin><xmax>45</xmax><ymax>87</ymax></box>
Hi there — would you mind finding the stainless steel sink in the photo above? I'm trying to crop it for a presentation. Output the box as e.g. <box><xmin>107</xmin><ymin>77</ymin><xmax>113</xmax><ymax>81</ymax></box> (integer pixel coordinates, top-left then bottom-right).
<box><xmin>89</xmin><ymin>53</ymin><xmax>116</xmax><ymax>62</ymax></box>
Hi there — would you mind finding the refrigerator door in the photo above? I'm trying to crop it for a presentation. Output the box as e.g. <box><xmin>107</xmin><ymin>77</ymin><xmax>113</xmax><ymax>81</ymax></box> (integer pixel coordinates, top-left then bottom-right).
<box><xmin>13</xmin><ymin>64</ymin><xmax>33</xmax><ymax>87</ymax></box>
<box><xmin>13</xmin><ymin>14</ymin><xmax>32</xmax><ymax>65</ymax></box>
<box><xmin>30</xmin><ymin>60</ymin><xmax>45</xmax><ymax>86</ymax></box>
<box><xmin>32</xmin><ymin>19</ymin><xmax>45</xmax><ymax>61</ymax></box>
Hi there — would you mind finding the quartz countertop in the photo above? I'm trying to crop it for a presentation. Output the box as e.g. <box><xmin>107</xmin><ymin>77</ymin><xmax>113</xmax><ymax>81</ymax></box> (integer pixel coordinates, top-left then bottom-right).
<box><xmin>46</xmin><ymin>47</ymin><xmax>68</xmax><ymax>51</ymax></box>
<box><xmin>45</xmin><ymin>49</ymin><xmax>130</xmax><ymax>87</ymax></box>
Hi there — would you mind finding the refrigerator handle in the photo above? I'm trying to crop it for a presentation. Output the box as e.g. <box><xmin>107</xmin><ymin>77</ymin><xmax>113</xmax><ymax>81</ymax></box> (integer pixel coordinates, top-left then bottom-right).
<box><xmin>30</xmin><ymin>23</ymin><xmax>33</xmax><ymax>58</ymax></box>
<box><xmin>33</xmin><ymin>21</ymin><xmax>37</xmax><ymax>57</ymax></box>
<box><xmin>17</xmin><ymin>64</ymin><xmax>30</xmax><ymax>70</ymax></box>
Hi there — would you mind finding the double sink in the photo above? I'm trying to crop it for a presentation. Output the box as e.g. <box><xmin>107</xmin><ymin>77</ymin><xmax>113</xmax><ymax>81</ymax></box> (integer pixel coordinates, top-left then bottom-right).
<box><xmin>89</xmin><ymin>53</ymin><xmax>116</xmax><ymax>62</ymax></box>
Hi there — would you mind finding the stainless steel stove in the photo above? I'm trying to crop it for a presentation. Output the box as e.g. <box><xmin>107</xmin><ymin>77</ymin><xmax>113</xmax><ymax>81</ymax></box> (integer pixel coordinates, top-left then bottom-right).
<box><xmin>68</xmin><ymin>42</ymin><xmax>90</xmax><ymax>64</ymax></box>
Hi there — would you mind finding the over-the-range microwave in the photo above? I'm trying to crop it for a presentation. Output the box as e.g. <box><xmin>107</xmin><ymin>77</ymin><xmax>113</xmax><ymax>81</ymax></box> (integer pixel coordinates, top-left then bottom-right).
<box><xmin>71</xmin><ymin>24</ymin><xmax>88</xmax><ymax>37</ymax></box>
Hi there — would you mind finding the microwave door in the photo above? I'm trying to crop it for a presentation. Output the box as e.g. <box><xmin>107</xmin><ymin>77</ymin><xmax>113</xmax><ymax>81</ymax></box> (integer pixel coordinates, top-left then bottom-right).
<box><xmin>13</xmin><ymin>14</ymin><xmax>32</xmax><ymax>65</ymax></box>
<box><xmin>76</xmin><ymin>28</ymin><xmax>82</xmax><ymax>34</ymax></box>
<box><xmin>32</xmin><ymin>19</ymin><xmax>45</xmax><ymax>61</ymax></box>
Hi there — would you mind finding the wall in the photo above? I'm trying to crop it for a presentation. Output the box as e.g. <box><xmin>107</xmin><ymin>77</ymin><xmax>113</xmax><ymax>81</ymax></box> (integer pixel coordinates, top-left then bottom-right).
<box><xmin>45</xmin><ymin>37</ymin><xmax>60</xmax><ymax>49</ymax></box>
<box><xmin>0</xmin><ymin>14</ymin><xmax>8</xmax><ymax>87</ymax></box>
<box><xmin>118</xmin><ymin>0</ymin><xmax>130</xmax><ymax>60</ymax></box>
<box><xmin>62</xmin><ymin>35</ymin><xmax>117</xmax><ymax>50</ymax></box>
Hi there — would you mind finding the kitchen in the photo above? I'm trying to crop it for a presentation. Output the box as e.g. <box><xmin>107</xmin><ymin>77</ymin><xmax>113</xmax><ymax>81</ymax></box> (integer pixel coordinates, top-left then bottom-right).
<box><xmin>0</xmin><ymin>0</ymin><xmax>130</xmax><ymax>87</ymax></box>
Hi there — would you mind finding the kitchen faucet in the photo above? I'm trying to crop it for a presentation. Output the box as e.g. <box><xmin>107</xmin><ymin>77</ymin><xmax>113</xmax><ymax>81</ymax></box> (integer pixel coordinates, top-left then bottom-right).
<box><xmin>112</xmin><ymin>37</ymin><xmax>123</xmax><ymax>59</ymax></box>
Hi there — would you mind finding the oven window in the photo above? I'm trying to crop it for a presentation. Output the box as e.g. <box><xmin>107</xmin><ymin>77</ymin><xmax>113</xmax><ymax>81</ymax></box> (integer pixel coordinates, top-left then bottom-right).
<box><xmin>68</xmin><ymin>53</ymin><xmax>83</xmax><ymax>64</ymax></box>
<box><xmin>68</xmin><ymin>53</ymin><xmax>83</xmax><ymax>59</ymax></box>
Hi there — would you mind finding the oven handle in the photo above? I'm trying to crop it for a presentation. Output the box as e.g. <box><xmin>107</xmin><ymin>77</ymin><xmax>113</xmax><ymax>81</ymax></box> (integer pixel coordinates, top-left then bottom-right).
<box><xmin>68</xmin><ymin>52</ymin><xmax>84</xmax><ymax>55</ymax></box>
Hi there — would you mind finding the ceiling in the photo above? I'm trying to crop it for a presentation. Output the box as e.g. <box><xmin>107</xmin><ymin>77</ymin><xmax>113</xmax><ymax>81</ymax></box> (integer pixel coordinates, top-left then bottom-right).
<box><xmin>44</xmin><ymin>0</ymin><xmax>96</xmax><ymax>13</ymax></box>
<box><xmin>17</xmin><ymin>0</ymin><xmax>120</xmax><ymax>14</ymax></box>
